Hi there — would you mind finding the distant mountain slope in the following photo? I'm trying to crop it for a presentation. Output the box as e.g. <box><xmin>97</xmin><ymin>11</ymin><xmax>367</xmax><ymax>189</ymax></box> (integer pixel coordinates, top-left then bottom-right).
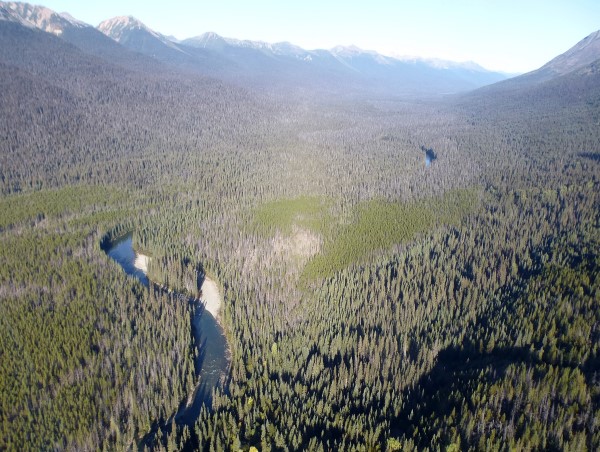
<box><xmin>1</xmin><ymin>0</ymin><xmax>85</xmax><ymax>35</ymax></box>
<box><xmin>0</xmin><ymin>17</ymin><xmax>125</xmax><ymax>88</ymax></box>
<box><xmin>456</xmin><ymin>31</ymin><xmax>600</xmax><ymax>135</ymax></box>
<box><xmin>469</xmin><ymin>56</ymin><xmax>600</xmax><ymax>111</ymax></box>
<box><xmin>474</xmin><ymin>29</ymin><xmax>600</xmax><ymax>93</ymax></box>
<box><xmin>97</xmin><ymin>16</ymin><xmax>234</xmax><ymax>75</ymax></box>
<box><xmin>98</xmin><ymin>16</ymin><xmax>182</xmax><ymax>56</ymax></box>
<box><xmin>0</xmin><ymin>1</ymin><xmax>163</xmax><ymax>72</ymax></box>
<box><xmin>0</xmin><ymin>9</ymin><xmax>264</xmax><ymax>193</ymax></box>
<box><xmin>536</xmin><ymin>30</ymin><xmax>600</xmax><ymax>78</ymax></box>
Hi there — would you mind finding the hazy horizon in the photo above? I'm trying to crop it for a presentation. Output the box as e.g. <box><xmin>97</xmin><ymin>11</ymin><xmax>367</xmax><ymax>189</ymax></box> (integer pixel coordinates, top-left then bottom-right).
<box><xmin>25</xmin><ymin>0</ymin><xmax>600</xmax><ymax>73</ymax></box>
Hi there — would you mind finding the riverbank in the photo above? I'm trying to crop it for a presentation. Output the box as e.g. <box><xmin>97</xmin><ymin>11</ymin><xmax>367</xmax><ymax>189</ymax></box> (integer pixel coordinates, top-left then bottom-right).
<box><xmin>200</xmin><ymin>277</ymin><xmax>221</xmax><ymax>320</ymax></box>
<box><xmin>129</xmin><ymin>247</ymin><xmax>221</xmax><ymax>320</ymax></box>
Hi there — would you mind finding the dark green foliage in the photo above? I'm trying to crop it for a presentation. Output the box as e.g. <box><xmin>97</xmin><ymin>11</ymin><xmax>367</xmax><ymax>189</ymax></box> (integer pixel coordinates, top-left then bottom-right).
<box><xmin>0</xmin><ymin>185</ymin><xmax>123</xmax><ymax>230</ymax></box>
<box><xmin>1</xmin><ymin>17</ymin><xmax>599</xmax><ymax>451</ymax></box>
<box><xmin>390</xmin><ymin>231</ymin><xmax>600</xmax><ymax>450</ymax></box>
<box><xmin>304</xmin><ymin>189</ymin><xmax>479</xmax><ymax>279</ymax></box>
<box><xmin>0</xmin><ymin>223</ymin><xmax>195</xmax><ymax>450</ymax></box>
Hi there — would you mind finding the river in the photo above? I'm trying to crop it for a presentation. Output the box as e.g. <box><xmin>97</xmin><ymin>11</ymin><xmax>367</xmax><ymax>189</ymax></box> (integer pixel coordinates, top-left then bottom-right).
<box><xmin>103</xmin><ymin>233</ymin><xmax>229</xmax><ymax>426</ymax></box>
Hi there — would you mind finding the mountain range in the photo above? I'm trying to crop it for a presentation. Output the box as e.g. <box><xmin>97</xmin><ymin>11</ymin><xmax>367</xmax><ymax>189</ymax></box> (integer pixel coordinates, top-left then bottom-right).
<box><xmin>1</xmin><ymin>0</ymin><xmax>599</xmax><ymax>99</ymax></box>
<box><xmin>2</xmin><ymin>1</ymin><xmax>509</xmax><ymax>96</ymax></box>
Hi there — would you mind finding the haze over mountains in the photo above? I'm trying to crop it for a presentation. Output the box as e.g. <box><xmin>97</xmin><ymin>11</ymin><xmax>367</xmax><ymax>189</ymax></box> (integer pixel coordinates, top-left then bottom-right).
<box><xmin>4</xmin><ymin>1</ymin><xmax>599</xmax><ymax>100</ymax></box>
<box><xmin>1</xmin><ymin>0</ymin><xmax>511</xmax><ymax>96</ymax></box>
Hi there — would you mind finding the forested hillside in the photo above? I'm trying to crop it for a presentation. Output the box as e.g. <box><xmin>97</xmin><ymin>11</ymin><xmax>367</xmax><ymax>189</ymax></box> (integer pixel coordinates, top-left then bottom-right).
<box><xmin>1</xmin><ymin>8</ymin><xmax>599</xmax><ymax>452</ymax></box>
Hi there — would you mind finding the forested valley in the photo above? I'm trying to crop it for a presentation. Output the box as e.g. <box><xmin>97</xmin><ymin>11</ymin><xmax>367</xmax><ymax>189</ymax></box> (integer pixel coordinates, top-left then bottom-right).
<box><xmin>1</xmin><ymin>8</ymin><xmax>599</xmax><ymax>452</ymax></box>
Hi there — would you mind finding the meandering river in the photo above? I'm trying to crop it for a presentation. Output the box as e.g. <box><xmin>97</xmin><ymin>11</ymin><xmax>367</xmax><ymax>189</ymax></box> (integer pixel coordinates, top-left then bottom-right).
<box><xmin>104</xmin><ymin>234</ymin><xmax>229</xmax><ymax>426</ymax></box>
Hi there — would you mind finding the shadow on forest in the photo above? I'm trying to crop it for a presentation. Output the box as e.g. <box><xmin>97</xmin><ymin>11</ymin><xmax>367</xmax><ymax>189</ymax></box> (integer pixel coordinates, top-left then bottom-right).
<box><xmin>390</xmin><ymin>344</ymin><xmax>544</xmax><ymax>440</ymax></box>
<box><xmin>390</xmin><ymin>341</ymin><xmax>596</xmax><ymax>447</ymax></box>
<box><xmin>175</xmin><ymin>303</ymin><xmax>212</xmax><ymax>424</ymax></box>
<box><xmin>579</xmin><ymin>151</ymin><xmax>600</xmax><ymax>162</ymax></box>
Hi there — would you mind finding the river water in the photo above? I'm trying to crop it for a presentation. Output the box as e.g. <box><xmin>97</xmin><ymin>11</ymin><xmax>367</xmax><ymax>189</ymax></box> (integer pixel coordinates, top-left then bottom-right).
<box><xmin>104</xmin><ymin>234</ymin><xmax>228</xmax><ymax>425</ymax></box>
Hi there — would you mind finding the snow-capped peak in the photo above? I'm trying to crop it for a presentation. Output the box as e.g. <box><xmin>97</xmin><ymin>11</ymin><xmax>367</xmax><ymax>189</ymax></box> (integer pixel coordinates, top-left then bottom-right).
<box><xmin>223</xmin><ymin>37</ymin><xmax>272</xmax><ymax>50</ymax></box>
<box><xmin>330</xmin><ymin>45</ymin><xmax>364</xmax><ymax>57</ymax></box>
<box><xmin>392</xmin><ymin>54</ymin><xmax>491</xmax><ymax>71</ymax></box>
<box><xmin>97</xmin><ymin>15</ymin><xmax>160</xmax><ymax>41</ymax></box>
<box><xmin>183</xmin><ymin>33</ymin><xmax>313</xmax><ymax>60</ymax></box>
<box><xmin>270</xmin><ymin>41</ymin><xmax>309</xmax><ymax>57</ymax></box>
<box><xmin>202</xmin><ymin>31</ymin><xmax>224</xmax><ymax>41</ymax></box>
<box><xmin>330</xmin><ymin>45</ymin><xmax>393</xmax><ymax>65</ymax></box>
<box><xmin>58</xmin><ymin>11</ymin><xmax>87</xmax><ymax>27</ymax></box>
<box><xmin>185</xmin><ymin>31</ymin><xmax>229</xmax><ymax>48</ymax></box>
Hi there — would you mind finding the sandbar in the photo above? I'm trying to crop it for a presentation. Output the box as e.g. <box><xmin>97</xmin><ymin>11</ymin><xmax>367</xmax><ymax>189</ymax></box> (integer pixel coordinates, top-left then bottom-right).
<box><xmin>200</xmin><ymin>277</ymin><xmax>222</xmax><ymax>320</ymax></box>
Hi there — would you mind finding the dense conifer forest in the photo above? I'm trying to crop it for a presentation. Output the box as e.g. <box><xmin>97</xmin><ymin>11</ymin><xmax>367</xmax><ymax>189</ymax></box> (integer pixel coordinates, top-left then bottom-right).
<box><xmin>1</xmin><ymin>7</ymin><xmax>599</xmax><ymax>451</ymax></box>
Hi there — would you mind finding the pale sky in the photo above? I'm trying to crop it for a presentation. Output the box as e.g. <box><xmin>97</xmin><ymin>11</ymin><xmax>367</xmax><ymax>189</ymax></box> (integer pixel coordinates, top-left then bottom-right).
<box><xmin>37</xmin><ymin>0</ymin><xmax>600</xmax><ymax>73</ymax></box>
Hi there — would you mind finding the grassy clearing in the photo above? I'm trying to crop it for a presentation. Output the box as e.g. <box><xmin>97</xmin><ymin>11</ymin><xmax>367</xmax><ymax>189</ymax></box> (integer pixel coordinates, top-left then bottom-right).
<box><xmin>251</xmin><ymin>196</ymin><xmax>332</xmax><ymax>236</ymax></box>
<box><xmin>0</xmin><ymin>185</ymin><xmax>123</xmax><ymax>230</ymax></box>
<box><xmin>303</xmin><ymin>189</ymin><xmax>480</xmax><ymax>279</ymax></box>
